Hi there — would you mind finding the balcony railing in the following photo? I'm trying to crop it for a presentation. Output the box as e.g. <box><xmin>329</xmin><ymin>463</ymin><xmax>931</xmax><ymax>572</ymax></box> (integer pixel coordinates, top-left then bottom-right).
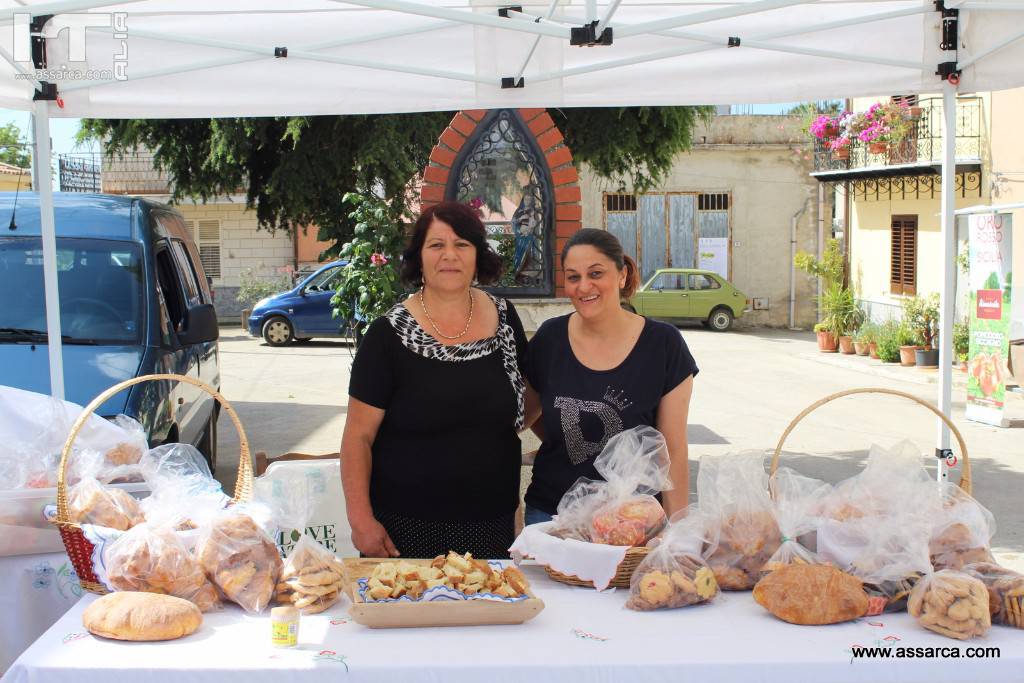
<box><xmin>811</xmin><ymin>96</ymin><xmax>982</xmax><ymax>176</ymax></box>
<box><xmin>58</xmin><ymin>152</ymin><xmax>173</xmax><ymax>195</ymax></box>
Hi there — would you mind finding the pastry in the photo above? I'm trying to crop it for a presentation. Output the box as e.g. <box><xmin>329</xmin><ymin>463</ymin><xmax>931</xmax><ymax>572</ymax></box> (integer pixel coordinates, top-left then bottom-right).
<box><xmin>275</xmin><ymin>540</ymin><xmax>347</xmax><ymax>614</ymax></box>
<box><xmin>106</xmin><ymin>524</ymin><xmax>221</xmax><ymax>612</ymax></box>
<box><xmin>590</xmin><ymin>497</ymin><xmax>666</xmax><ymax>546</ymax></box>
<box><xmin>68</xmin><ymin>480</ymin><xmax>144</xmax><ymax>531</ymax></box>
<box><xmin>83</xmin><ymin>592</ymin><xmax>202</xmax><ymax>641</ymax></box>
<box><xmin>196</xmin><ymin>513</ymin><xmax>282</xmax><ymax>613</ymax></box>
<box><xmin>930</xmin><ymin>522</ymin><xmax>995</xmax><ymax>571</ymax></box>
<box><xmin>626</xmin><ymin>553</ymin><xmax>718</xmax><ymax>611</ymax></box>
<box><xmin>908</xmin><ymin>571</ymin><xmax>990</xmax><ymax>640</ymax></box>
<box><xmin>962</xmin><ymin>562</ymin><xmax>1024</xmax><ymax>628</ymax></box>
<box><xmin>105</xmin><ymin>442</ymin><xmax>143</xmax><ymax>466</ymax></box>
<box><xmin>707</xmin><ymin>511</ymin><xmax>781</xmax><ymax>590</ymax></box>
<box><xmin>753</xmin><ymin>564</ymin><xmax>869</xmax><ymax>625</ymax></box>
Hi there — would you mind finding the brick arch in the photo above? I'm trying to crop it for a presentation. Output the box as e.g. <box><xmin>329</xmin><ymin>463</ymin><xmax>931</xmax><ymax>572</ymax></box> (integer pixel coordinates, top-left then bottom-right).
<box><xmin>419</xmin><ymin>108</ymin><xmax>581</xmax><ymax>297</ymax></box>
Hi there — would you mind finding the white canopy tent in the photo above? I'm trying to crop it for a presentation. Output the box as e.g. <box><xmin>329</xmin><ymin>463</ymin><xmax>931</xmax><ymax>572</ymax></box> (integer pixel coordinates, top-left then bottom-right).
<box><xmin>2</xmin><ymin>0</ymin><xmax>1024</xmax><ymax>477</ymax></box>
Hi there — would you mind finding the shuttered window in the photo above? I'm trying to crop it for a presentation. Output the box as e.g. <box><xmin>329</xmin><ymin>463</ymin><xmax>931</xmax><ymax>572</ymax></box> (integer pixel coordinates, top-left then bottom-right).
<box><xmin>605</xmin><ymin>193</ymin><xmax>637</xmax><ymax>212</ymax></box>
<box><xmin>890</xmin><ymin>215</ymin><xmax>917</xmax><ymax>295</ymax></box>
<box><xmin>187</xmin><ymin>219</ymin><xmax>222</xmax><ymax>279</ymax></box>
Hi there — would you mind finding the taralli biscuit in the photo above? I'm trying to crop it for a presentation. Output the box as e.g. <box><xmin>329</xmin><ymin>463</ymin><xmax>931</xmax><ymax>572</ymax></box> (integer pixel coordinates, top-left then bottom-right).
<box><xmin>909</xmin><ymin>571</ymin><xmax>990</xmax><ymax>640</ymax></box>
<box><xmin>276</xmin><ymin>537</ymin><xmax>347</xmax><ymax>614</ymax></box>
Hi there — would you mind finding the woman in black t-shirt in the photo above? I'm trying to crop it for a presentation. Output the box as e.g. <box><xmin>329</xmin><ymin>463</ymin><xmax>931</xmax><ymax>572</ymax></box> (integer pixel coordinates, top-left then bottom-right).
<box><xmin>524</xmin><ymin>229</ymin><xmax>698</xmax><ymax>525</ymax></box>
<box><xmin>342</xmin><ymin>202</ymin><xmax>535</xmax><ymax>559</ymax></box>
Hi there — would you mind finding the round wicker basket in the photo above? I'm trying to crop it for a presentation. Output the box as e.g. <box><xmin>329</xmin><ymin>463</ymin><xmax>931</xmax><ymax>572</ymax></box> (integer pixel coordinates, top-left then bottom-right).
<box><xmin>52</xmin><ymin>373</ymin><xmax>254</xmax><ymax>595</ymax></box>
<box><xmin>543</xmin><ymin>545</ymin><xmax>650</xmax><ymax>589</ymax></box>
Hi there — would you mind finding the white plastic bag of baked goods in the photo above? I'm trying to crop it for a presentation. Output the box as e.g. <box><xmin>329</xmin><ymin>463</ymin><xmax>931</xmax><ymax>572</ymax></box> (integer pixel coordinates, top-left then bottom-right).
<box><xmin>553</xmin><ymin>426</ymin><xmax>672</xmax><ymax>547</ymax></box>
<box><xmin>67</xmin><ymin>476</ymin><xmax>145</xmax><ymax>531</ymax></box>
<box><xmin>908</xmin><ymin>569</ymin><xmax>991</xmax><ymax>640</ymax></box>
<box><xmin>762</xmin><ymin>467</ymin><xmax>832</xmax><ymax>575</ymax></box>
<box><xmin>194</xmin><ymin>508</ymin><xmax>283</xmax><ymax>613</ymax></box>
<box><xmin>254</xmin><ymin>469</ymin><xmax>347</xmax><ymax>615</ymax></box>
<box><xmin>929</xmin><ymin>483</ymin><xmax>996</xmax><ymax>571</ymax></box>
<box><xmin>697</xmin><ymin>452</ymin><xmax>781</xmax><ymax>590</ymax></box>
<box><xmin>961</xmin><ymin>561</ymin><xmax>1024</xmax><ymax>629</ymax></box>
<box><xmin>825</xmin><ymin>441</ymin><xmax>941</xmax><ymax>522</ymax></box>
<box><xmin>818</xmin><ymin>513</ymin><xmax>931</xmax><ymax>615</ymax></box>
<box><xmin>626</xmin><ymin>507</ymin><xmax>720</xmax><ymax>611</ymax></box>
<box><xmin>138</xmin><ymin>443</ymin><xmax>228</xmax><ymax>530</ymax></box>
<box><xmin>104</xmin><ymin>522</ymin><xmax>221</xmax><ymax>612</ymax></box>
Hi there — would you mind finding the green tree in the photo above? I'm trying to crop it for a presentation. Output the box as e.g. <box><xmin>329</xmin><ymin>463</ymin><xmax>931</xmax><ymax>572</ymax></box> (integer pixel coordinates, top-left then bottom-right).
<box><xmin>0</xmin><ymin>122</ymin><xmax>31</xmax><ymax>169</ymax></box>
<box><xmin>78</xmin><ymin>107</ymin><xmax>712</xmax><ymax>250</ymax></box>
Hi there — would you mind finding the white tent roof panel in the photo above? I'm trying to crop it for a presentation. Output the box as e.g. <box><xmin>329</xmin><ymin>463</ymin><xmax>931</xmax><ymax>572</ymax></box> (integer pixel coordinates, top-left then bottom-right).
<box><xmin>1</xmin><ymin>0</ymin><xmax>1023</xmax><ymax>117</ymax></box>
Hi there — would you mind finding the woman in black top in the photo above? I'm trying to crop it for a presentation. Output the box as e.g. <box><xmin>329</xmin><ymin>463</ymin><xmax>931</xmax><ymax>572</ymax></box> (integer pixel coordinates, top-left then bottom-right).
<box><xmin>342</xmin><ymin>202</ymin><xmax>534</xmax><ymax>559</ymax></box>
<box><xmin>524</xmin><ymin>229</ymin><xmax>698</xmax><ymax>525</ymax></box>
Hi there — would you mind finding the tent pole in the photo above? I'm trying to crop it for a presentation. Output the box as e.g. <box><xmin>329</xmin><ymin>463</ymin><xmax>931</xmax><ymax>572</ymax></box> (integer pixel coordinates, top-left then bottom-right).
<box><xmin>937</xmin><ymin>80</ymin><xmax>958</xmax><ymax>482</ymax></box>
<box><xmin>584</xmin><ymin>0</ymin><xmax>596</xmax><ymax>23</ymax></box>
<box><xmin>33</xmin><ymin>99</ymin><xmax>65</xmax><ymax>401</ymax></box>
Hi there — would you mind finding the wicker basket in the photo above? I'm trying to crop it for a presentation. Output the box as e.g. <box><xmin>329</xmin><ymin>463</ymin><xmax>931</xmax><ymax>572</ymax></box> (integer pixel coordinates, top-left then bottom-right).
<box><xmin>543</xmin><ymin>545</ymin><xmax>650</xmax><ymax>589</ymax></box>
<box><xmin>52</xmin><ymin>373</ymin><xmax>254</xmax><ymax>595</ymax></box>
<box><xmin>768</xmin><ymin>387</ymin><xmax>971</xmax><ymax>494</ymax></box>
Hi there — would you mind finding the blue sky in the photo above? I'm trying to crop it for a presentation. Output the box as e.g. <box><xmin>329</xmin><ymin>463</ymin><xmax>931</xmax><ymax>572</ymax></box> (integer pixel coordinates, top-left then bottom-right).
<box><xmin>1</xmin><ymin>102</ymin><xmax>798</xmax><ymax>168</ymax></box>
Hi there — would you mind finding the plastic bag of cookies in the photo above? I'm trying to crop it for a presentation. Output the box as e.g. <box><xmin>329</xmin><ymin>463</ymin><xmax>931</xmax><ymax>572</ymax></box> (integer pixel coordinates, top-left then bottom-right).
<box><xmin>697</xmin><ymin>453</ymin><xmax>781</xmax><ymax>590</ymax></box>
<box><xmin>929</xmin><ymin>484</ymin><xmax>995</xmax><ymax>571</ymax></box>
<box><xmin>552</xmin><ymin>427</ymin><xmax>672</xmax><ymax>547</ymax></box>
<box><xmin>626</xmin><ymin>508</ymin><xmax>719</xmax><ymax>611</ymax></box>
<box><xmin>762</xmin><ymin>468</ymin><xmax>832</xmax><ymax>575</ymax></box>
<box><xmin>68</xmin><ymin>477</ymin><xmax>145</xmax><ymax>531</ymax></box>
<box><xmin>962</xmin><ymin>562</ymin><xmax>1024</xmax><ymax>629</ymax></box>
<box><xmin>105</xmin><ymin>522</ymin><xmax>220</xmax><ymax>612</ymax></box>
<box><xmin>195</xmin><ymin>509</ymin><xmax>283</xmax><ymax>613</ymax></box>
<box><xmin>908</xmin><ymin>570</ymin><xmax>991</xmax><ymax>640</ymax></box>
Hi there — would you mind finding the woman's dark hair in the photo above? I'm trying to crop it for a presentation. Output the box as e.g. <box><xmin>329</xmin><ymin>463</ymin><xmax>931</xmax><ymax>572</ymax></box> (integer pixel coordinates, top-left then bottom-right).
<box><xmin>401</xmin><ymin>201</ymin><xmax>503</xmax><ymax>287</ymax></box>
<box><xmin>561</xmin><ymin>228</ymin><xmax>641</xmax><ymax>298</ymax></box>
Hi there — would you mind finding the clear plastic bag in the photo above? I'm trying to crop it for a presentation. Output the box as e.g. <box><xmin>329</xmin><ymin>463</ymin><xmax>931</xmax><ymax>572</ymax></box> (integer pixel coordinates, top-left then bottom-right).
<box><xmin>962</xmin><ymin>561</ymin><xmax>1024</xmax><ymax>629</ymax></box>
<box><xmin>551</xmin><ymin>427</ymin><xmax>672</xmax><ymax>546</ymax></box>
<box><xmin>762</xmin><ymin>467</ymin><xmax>832</xmax><ymax>574</ymax></box>
<box><xmin>105</xmin><ymin>522</ymin><xmax>221</xmax><ymax>612</ymax></box>
<box><xmin>194</xmin><ymin>510</ymin><xmax>283</xmax><ymax>613</ymax></box>
<box><xmin>67</xmin><ymin>477</ymin><xmax>145</xmax><ymax>531</ymax></box>
<box><xmin>697</xmin><ymin>452</ymin><xmax>781</xmax><ymax>590</ymax></box>
<box><xmin>908</xmin><ymin>570</ymin><xmax>991</xmax><ymax>640</ymax></box>
<box><xmin>626</xmin><ymin>507</ymin><xmax>720</xmax><ymax>611</ymax></box>
<box><xmin>254</xmin><ymin>468</ymin><xmax>348</xmax><ymax>615</ymax></box>
<box><xmin>929</xmin><ymin>483</ymin><xmax>996</xmax><ymax>571</ymax></box>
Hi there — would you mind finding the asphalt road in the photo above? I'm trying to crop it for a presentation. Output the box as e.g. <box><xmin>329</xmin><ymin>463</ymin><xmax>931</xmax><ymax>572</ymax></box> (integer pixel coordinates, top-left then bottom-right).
<box><xmin>214</xmin><ymin>323</ymin><xmax>1024</xmax><ymax>567</ymax></box>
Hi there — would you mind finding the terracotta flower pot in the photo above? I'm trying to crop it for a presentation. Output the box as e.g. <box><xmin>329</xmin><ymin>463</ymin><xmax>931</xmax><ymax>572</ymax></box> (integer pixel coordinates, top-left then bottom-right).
<box><xmin>817</xmin><ymin>330</ymin><xmax>838</xmax><ymax>353</ymax></box>
<box><xmin>832</xmin><ymin>147</ymin><xmax>850</xmax><ymax>160</ymax></box>
<box><xmin>869</xmin><ymin>342</ymin><xmax>879</xmax><ymax>359</ymax></box>
<box><xmin>868</xmin><ymin>142</ymin><xmax>889</xmax><ymax>154</ymax></box>
<box><xmin>899</xmin><ymin>345</ymin><xmax>918</xmax><ymax>366</ymax></box>
<box><xmin>838</xmin><ymin>336</ymin><xmax>855</xmax><ymax>354</ymax></box>
<box><xmin>854</xmin><ymin>341</ymin><xmax>870</xmax><ymax>356</ymax></box>
<box><xmin>909</xmin><ymin>106</ymin><xmax>923</xmax><ymax>117</ymax></box>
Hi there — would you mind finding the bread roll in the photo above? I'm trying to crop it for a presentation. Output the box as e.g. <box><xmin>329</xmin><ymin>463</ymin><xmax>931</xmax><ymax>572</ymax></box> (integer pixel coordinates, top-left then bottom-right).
<box><xmin>83</xmin><ymin>592</ymin><xmax>202</xmax><ymax>641</ymax></box>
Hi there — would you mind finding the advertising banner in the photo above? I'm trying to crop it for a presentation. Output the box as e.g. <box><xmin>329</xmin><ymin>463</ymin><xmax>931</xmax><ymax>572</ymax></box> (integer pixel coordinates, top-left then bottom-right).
<box><xmin>965</xmin><ymin>213</ymin><xmax>1013</xmax><ymax>427</ymax></box>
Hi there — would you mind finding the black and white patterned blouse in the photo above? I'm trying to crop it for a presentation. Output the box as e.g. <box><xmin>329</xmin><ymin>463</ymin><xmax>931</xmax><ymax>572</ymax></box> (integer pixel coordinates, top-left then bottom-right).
<box><xmin>349</xmin><ymin>293</ymin><xmax>529</xmax><ymax>557</ymax></box>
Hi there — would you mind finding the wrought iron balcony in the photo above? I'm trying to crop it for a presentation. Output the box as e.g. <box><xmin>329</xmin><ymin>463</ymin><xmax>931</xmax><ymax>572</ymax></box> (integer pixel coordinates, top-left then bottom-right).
<box><xmin>810</xmin><ymin>96</ymin><xmax>982</xmax><ymax>180</ymax></box>
<box><xmin>58</xmin><ymin>152</ymin><xmax>172</xmax><ymax>195</ymax></box>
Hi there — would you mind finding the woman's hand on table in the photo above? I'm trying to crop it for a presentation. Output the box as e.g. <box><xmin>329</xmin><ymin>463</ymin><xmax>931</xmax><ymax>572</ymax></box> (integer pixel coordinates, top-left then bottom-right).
<box><xmin>351</xmin><ymin>515</ymin><xmax>400</xmax><ymax>558</ymax></box>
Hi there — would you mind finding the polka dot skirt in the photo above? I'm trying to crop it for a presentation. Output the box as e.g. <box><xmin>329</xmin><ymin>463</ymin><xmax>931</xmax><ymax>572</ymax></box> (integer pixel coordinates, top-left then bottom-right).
<box><xmin>375</xmin><ymin>510</ymin><xmax>516</xmax><ymax>559</ymax></box>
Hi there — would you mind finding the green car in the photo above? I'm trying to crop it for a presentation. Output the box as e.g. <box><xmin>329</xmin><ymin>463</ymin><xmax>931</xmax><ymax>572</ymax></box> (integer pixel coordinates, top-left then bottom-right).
<box><xmin>626</xmin><ymin>268</ymin><xmax>749</xmax><ymax>331</ymax></box>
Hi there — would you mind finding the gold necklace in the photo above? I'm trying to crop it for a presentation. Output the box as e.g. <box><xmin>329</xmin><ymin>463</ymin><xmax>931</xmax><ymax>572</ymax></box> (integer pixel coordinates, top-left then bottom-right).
<box><xmin>419</xmin><ymin>287</ymin><xmax>474</xmax><ymax>340</ymax></box>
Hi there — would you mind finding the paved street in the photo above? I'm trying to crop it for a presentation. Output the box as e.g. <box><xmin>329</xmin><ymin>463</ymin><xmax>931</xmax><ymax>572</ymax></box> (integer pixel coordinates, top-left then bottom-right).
<box><xmin>214</xmin><ymin>323</ymin><xmax>1024</xmax><ymax>566</ymax></box>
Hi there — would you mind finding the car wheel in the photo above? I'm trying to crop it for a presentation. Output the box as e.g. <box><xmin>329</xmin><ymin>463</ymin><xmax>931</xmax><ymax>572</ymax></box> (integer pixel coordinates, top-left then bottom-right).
<box><xmin>262</xmin><ymin>316</ymin><xmax>294</xmax><ymax>346</ymax></box>
<box><xmin>708</xmin><ymin>307</ymin><xmax>734</xmax><ymax>332</ymax></box>
<box><xmin>621</xmin><ymin>301</ymin><xmax>637</xmax><ymax>313</ymax></box>
<box><xmin>197</xmin><ymin>407</ymin><xmax>218</xmax><ymax>474</ymax></box>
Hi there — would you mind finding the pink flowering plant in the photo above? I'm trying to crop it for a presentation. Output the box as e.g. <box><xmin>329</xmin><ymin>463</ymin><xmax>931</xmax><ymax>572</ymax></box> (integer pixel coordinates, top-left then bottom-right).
<box><xmin>847</xmin><ymin>102</ymin><xmax>914</xmax><ymax>146</ymax></box>
<box><xmin>331</xmin><ymin>191</ymin><xmax>405</xmax><ymax>333</ymax></box>
<box><xmin>809</xmin><ymin>115</ymin><xmax>840</xmax><ymax>140</ymax></box>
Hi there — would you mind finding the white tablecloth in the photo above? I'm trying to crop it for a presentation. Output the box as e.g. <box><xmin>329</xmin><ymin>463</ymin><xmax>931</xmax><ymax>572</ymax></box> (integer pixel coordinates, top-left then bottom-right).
<box><xmin>0</xmin><ymin>553</ymin><xmax>81</xmax><ymax>675</ymax></box>
<box><xmin>3</xmin><ymin>564</ymin><xmax>1023</xmax><ymax>683</ymax></box>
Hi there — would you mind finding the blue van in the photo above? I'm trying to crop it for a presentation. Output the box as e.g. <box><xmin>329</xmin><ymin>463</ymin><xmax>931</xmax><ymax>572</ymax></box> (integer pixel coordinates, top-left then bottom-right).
<box><xmin>247</xmin><ymin>260</ymin><xmax>357</xmax><ymax>346</ymax></box>
<box><xmin>0</xmin><ymin>193</ymin><xmax>222</xmax><ymax>469</ymax></box>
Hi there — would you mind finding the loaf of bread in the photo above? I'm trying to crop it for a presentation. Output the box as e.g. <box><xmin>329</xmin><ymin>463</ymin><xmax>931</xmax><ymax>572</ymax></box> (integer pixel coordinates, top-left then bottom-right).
<box><xmin>82</xmin><ymin>592</ymin><xmax>202</xmax><ymax>641</ymax></box>
<box><xmin>753</xmin><ymin>564</ymin><xmax>869</xmax><ymax>625</ymax></box>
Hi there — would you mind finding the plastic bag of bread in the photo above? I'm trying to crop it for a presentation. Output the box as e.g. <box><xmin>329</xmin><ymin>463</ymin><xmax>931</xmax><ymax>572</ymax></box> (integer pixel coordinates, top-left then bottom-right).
<box><xmin>139</xmin><ymin>443</ymin><xmax>229</xmax><ymax>530</ymax></box>
<box><xmin>626</xmin><ymin>508</ymin><xmax>719</xmax><ymax>611</ymax></box>
<box><xmin>754</xmin><ymin>563</ymin><xmax>869</xmax><ymax>625</ymax></box>
<box><xmin>930</xmin><ymin>484</ymin><xmax>995</xmax><ymax>571</ymax></box>
<box><xmin>551</xmin><ymin>427</ymin><xmax>671</xmax><ymax>546</ymax></box>
<box><xmin>105</xmin><ymin>522</ymin><xmax>220</xmax><ymax>612</ymax></box>
<box><xmin>195</xmin><ymin>509</ymin><xmax>283</xmax><ymax>613</ymax></box>
<box><xmin>908</xmin><ymin>570</ymin><xmax>991</xmax><ymax>640</ymax></box>
<box><xmin>254</xmin><ymin>468</ymin><xmax>347</xmax><ymax>615</ymax></box>
<box><xmin>697</xmin><ymin>453</ymin><xmax>781</xmax><ymax>590</ymax></box>
<box><xmin>818</xmin><ymin>514</ymin><xmax>930</xmax><ymax>615</ymax></box>
<box><xmin>962</xmin><ymin>562</ymin><xmax>1024</xmax><ymax>628</ymax></box>
<box><xmin>67</xmin><ymin>477</ymin><xmax>144</xmax><ymax>531</ymax></box>
<box><xmin>762</xmin><ymin>467</ymin><xmax>832</xmax><ymax>575</ymax></box>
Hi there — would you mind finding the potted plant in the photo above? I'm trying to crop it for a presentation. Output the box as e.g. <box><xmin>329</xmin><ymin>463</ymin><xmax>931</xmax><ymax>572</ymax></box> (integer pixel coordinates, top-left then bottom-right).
<box><xmin>853</xmin><ymin>321</ymin><xmax>875</xmax><ymax>356</ymax></box>
<box><xmin>814</xmin><ymin>322</ymin><xmax>838</xmax><ymax>353</ymax></box>
<box><xmin>848</xmin><ymin>102</ymin><xmax>913</xmax><ymax>155</ymax></box>
<box><xmin>897</xmin><ymin>324</ymin><xmax>921</xmax><ymax>366</ymax></box>
<box><xmin>904</xmin><ymin>293</ymin><xmax>940</xmax><ymax>367</ymax></box>
<box><xmin>875</xmin><ymin>320</ymin><xmax>901</xmax><ymax>363</ymax></box>
<box><xmin>817</xmin><ymin>284</ymin><xmax>862</xmax><ymax>354</ymax></box>
<box><xmin>953</xmin><ymin>320</ymin><xmax>970</xmax><ymax>370</ymax></box>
